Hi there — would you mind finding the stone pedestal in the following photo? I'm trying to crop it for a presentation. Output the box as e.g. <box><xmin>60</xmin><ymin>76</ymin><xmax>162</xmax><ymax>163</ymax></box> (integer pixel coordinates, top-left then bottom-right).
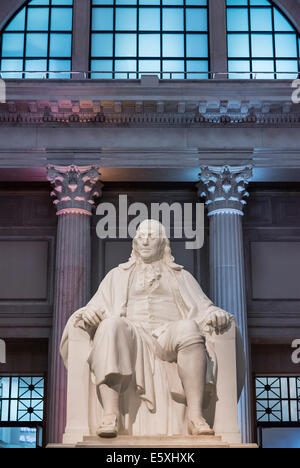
<box><xmin>198</xmin><ymin>165</ymin><xmax>253</xmax><ymax>443</ymax></box>
<box><xmin>47</xmin><ymin>435</ymin><xmax>258</xmax><ymax>449</ymax></box>
<box><xmin>77</xmin><ymin>435</ymin><xmax>229</xmax><ymax>448</ymax></box>
<box><xmin>47</xmin><ymin>165</ymin><xmax>102</xmax><ymax>443</ymax></box>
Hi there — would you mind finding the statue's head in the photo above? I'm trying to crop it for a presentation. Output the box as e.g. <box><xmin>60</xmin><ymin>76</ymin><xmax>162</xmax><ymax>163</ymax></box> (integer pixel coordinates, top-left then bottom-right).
<box><xmin>132</xmin><ymin>219</ymin><xmax>170</xmax><ymax>264</ymax></box>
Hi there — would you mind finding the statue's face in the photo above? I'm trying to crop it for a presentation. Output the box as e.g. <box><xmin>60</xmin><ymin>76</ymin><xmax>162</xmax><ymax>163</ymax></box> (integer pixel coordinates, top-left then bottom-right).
<box><xmin>134</xmin><ymin>222</ymin><xmax>166</xmax><ymax>263</ymax></box>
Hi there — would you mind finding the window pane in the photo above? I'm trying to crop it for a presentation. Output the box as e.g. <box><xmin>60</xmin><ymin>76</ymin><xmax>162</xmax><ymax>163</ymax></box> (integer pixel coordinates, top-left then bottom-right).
<box><xmin>93</xmin><ymin>0</ymin><xmax>114</xmax><ymax>3</ymax></box>
<box><xmin>51</xmin><ymin>8</ymin><xmax>73</xmax><ymax>31</ymax></box>
<box><xmin>116</xmin><ymin>0</ymin><xmax>137</xmax><ymax>4</ymax></box>
<box><xmin>227</xmin><ymin>8</ymin><xmax>249</xmax><ymax>31</ymax></box>
<box><xmin>163</xmin><ymin>34</ymin><xmax>184</xmax><ymax>57</ymax></box>
<box><xmin>187</xmin><ymin>59</ymin><xmax>208</xmax><ymax>78</ymax></box>
<box><xmin>30</xmin><ymin>0</ymin><xmax>50</xmax><ymax>4</ymax></box>
<box><xmin>228</xmin><ymin>33</ymin><xmax>250</xmax><ymax>57</ymax></box>
<box><xmin>115</xmin><ymin>59</ymin><xmax>137</xmax><ymax>71</ymax></box>
<box><xmin>276</xmin><ymin>59</ymin><xmax>298</xmax><ymax>79</ymax></box>
<box><xmin>139</xmin><ymin>34</ymin><xmax>160</xmax><ymax>57</ymax></box>
<box><xmin>163</xmin><ymin>0</ymin><xmax>183</xmax><ymax>4</ymax></box>
<box><xmin>115</xmin><ymin>59</ymin><xmax>137</xmax><ymax>78</ymax></box>
<box><xmin>275</xmin><ymin>34</ymin><xmax>297</xmax><ymax>58</ymax></box>
<box><xmin>92</xmin><ymin>8</ymin><xmax>114</xmax><ymax>30</ymax></box>
<box><xmin>1</xmin><ymin>399</ymin><xmax>9</xmax><ymax>421</ymax></box>
<box><xmin>139</xmin><ymin>0</ymin><xmax>159</xmax><ymax>3</ymax></box>
<box><xmin>186</xmin><ymin>8</ymin><xmax>207</xmax><ymax>32</ymax></box>
<box><xmin>290</xmin><ymin>378</ymin><xmax>297</xmax><ymax>399</ymax></box>
<box><xmin>5</xmin><ymin>10</ymin><xmax>26</xmax><ymax>31</ymax></box>
<box><xmin>162</xmin><ymin>59</ymin><xmax>184</xmax><ymax>78</ymax></box>
<box><xmin>139</xmin><ymin>59</ymin><xmax>160</xmax><ymax>77</ymax></box>
<box><xmin>0</xmin><ymin>58</ymin><xmax>23</xmax><ymax>78</ymax></box>
<box><xmin>186</xmin><ymin>0</ymin><xmax>207</xmax><ymax>4</ymax></box>
<box><xmin>116</xmin><ymin>8</ymin><xmax>137</xmax><ymax>30</ymax></box>
<box><xmin>163</xmin><ymin>8</ymin><xmax>184</xmax><ymax>31</ymax></box>
<box><xmin>49</xmin><ymin>59</ymin><xmax>71</xmax><ymax>78</ymax></box>
<box><xmin>52</xmin><ymin>0</ymin><xmax>73</xmax><ymax>4</ymax></box>
<box><xmin>228</xmin><ymin>59</ymin><xmax>250</xmax><ymax>79</ymax></box>
<box><xmin>11</xmin><ymin>378</ymin><xmax>19</xmax><ymax>399</ymax></box>
<box><xmin>249</xmin><ymin>0</ymin><xmax>271</xmax><ymax>5</ymax></box>
<box><xmin>9</xmin><ymin>399</ymin><xmax>18</xmax><ymax>422</ymax></box>
<box><xmin>139</xmin><ymin>8</ymin><xmax>160</xmax><ymax>30</ymax></box>
<box><xmin>91</xmin><ymin>59</ymin><xmax>113</xmax><ymax>78</ymax></box>
<box><xmin>250</xmin><ymin>8</ymin><xmax>272</xmax><ymax>31</ymax></box>
<box><xmin>49</xmin><ymin>33</ymin><xmax>72</xmax><ymax>57</ymax></box>
<box><xmin>227</xmin><ymin>0</ymin><xmax>248</xmax><ymax>5</ymax></box>
<box><xmin>26</xmin><ymin>33</ymin><xmax>48</xmax><ymax>57</ymax></box>
<box><xmin>252</xmin><ymin>59</ymin><xmax>274</xmax><ymax>79</ymax></box>
<box><xmin>273</xmin><ymin>9</ymin><xmax>294</xmax><ymax>32</ymax></box>
<box><xmin>25</xmin><ymin>59</ymin><xmax>47</xmax><ymax>78</ymax></box>
<box><xmin>115</xmin><ymin>33</ymin><xmax>137</xmax><ymax>56</ymax></box>
<box><xmin>251</xmin><ymin>33</ymin><xmax>273</xmax><ymax>57</ymax></box>
<box><xmin>186</xmin><ymin>34</ymin><xmax>208</xmax><ymax>58</ymax></box>
<box><xmin>2</xmin><ymin>33</ymin><xmax>24</xmax><ymax>57</ymax></box>
<box><xmin>91</xmin><ymin>33</ymin><xmax>113</xmax><ymax>56</ymax></box>
<box><xmin>27</xmin><ymin>8</ymin><xmax>49</xmax><ymax>31</ymax></box>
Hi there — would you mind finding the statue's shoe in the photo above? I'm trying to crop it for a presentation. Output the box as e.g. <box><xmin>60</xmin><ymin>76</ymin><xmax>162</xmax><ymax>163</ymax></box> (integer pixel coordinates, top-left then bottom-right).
<box><xmin>188</xmin><ymin>417</ymin><xmax>215</xmax><ymax>436</ymax></box>
<box><xmin>96</xmin><ymin>414</ymin><xmax>118</xmax><ymax>438</ymax></box>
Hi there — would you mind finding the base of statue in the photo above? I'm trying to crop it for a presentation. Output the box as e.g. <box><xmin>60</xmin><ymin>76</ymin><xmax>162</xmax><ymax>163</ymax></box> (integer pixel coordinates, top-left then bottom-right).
<box><xmin>47</xmin><ymin>435</ymin><xmax>258</xmax><ymax>449</ymax></box>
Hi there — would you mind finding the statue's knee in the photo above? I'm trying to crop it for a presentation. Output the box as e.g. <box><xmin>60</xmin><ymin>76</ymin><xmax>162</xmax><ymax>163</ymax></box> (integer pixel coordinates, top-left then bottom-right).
<box><xmin>99</xmin><ymin>317</ymin><xmax>127</xmax><ymax>335</ymax></box>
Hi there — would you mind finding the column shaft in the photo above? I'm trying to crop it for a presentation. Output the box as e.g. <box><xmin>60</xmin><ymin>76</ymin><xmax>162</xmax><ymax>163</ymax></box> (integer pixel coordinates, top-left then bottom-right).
<box><xmin>48</xmin><ymin>214</ymin><xmax>91</xmax><ymax>443</ymax></box>
<box><xmin>209</xmin><ymin>211</ymin><xmax>251</xmax><ymax>443</ymax></box>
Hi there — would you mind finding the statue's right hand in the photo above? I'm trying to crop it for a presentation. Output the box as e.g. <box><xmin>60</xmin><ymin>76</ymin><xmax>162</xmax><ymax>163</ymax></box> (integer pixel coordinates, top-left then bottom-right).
<box><xmin>75</xmin><ymin>307</ymin><xmax>105</xmax><ymax>329</ymax></box>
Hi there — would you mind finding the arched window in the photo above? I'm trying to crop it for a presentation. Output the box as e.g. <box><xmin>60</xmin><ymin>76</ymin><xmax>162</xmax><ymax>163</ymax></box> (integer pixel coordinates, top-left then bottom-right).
<box><xmin>227</xmin><ymin>0</ymin><xmax>300</xmax><ymax>79</ymax></box>
<box><xmin>90</xmin><ymin>0</ymin><xmax>209</xmax><ymax>79</ymax></box>
<box><xmin>0</xmin><ymin>0</ymin><xmax>73</xmax><ymax>79</ymax></box>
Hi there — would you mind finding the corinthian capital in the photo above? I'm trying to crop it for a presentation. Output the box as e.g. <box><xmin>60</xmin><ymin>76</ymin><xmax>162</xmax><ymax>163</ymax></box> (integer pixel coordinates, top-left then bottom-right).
<box><xmin>198</xmin><ymin>165</ymin><xmax>252</xmax><ymax>216</ymax></box>
<box><xmin>47</xmin><ymin>165</ymin><xmax>102</xmax><ymax>216</ymax></box>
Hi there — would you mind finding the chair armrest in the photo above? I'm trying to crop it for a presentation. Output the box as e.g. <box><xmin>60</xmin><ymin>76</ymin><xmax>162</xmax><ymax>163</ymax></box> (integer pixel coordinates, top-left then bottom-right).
<box><xmin>61</xmin><ymin>313</ymin><xmax>92</xmax><ymax>444</ymax></box>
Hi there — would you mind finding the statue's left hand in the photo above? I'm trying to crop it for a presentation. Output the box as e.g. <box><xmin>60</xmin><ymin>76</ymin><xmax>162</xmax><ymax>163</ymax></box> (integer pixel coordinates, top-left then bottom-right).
<box><xmin>205</xmin><ymin>310</ymin><xmax>232</xmax><ymax>333</ymax></box>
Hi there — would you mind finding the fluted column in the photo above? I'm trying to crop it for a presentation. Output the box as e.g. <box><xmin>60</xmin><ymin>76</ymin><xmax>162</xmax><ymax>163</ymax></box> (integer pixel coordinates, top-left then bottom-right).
<box><xmin>198</xmin><ymin>165</ymin><xmax>253</xmax><ymax>443</ymax></box>
<box><xmin>47</xmin><ymin>165</ymin><xmax>102</xmax><ymax>444</ymax></box>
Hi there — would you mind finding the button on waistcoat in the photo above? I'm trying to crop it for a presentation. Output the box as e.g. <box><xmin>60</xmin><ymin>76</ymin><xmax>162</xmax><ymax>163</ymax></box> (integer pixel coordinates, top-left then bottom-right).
<box><xmin>126</xmin><ymin>262</ymin><xmax>181</xmax><ymax>331</ymax></box>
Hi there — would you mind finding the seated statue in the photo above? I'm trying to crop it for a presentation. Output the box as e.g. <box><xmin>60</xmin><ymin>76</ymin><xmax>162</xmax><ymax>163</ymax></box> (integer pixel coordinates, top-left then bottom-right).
<box><xmin>60</xmin><ymin>219</ymin><xmax>245</xmax><ymax>441</ymax></box>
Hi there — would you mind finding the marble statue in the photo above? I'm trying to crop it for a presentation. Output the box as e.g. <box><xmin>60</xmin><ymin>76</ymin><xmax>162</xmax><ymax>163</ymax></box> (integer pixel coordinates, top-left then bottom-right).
<box><xmin>60</xmin><ymin>219</ymin><xmax>245</xmax><ymax>442</ymax></box>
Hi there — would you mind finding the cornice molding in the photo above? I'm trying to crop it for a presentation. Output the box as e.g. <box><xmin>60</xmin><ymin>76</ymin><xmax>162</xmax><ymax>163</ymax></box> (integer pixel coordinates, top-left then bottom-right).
<box><xmin>0</xmin><ymin>79</ymin><xmax>298</xmax><ymax>127</ymax></box>
<box><xmin>0</xmin><ymin>106</ymin><xmax>299</xmax><ymax>127</ymax></box>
